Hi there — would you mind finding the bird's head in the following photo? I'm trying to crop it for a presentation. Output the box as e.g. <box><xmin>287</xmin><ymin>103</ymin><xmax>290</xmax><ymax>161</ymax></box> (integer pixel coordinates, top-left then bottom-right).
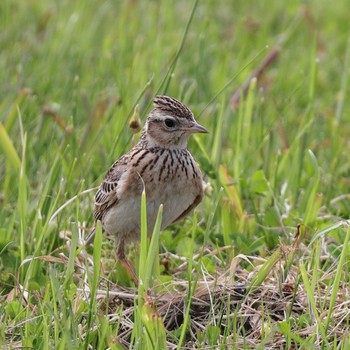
<box><xmin>141</xmin><ymin>95</ymin><xmax>208</xmax><ymax>149</ymax></box>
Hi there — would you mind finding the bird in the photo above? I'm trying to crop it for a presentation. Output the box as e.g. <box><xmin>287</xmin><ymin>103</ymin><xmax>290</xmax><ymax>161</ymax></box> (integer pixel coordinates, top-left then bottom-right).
<box><xmin>88</xmin><ymin>95</ymin><xmax>208</xmax><ymax>284</ymax></box>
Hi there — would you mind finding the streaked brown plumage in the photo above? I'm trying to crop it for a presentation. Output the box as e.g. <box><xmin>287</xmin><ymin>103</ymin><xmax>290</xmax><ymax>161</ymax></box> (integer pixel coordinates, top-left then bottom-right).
<box><xmin>89</xmin><ymin>95</ymin><xmax>207</xmax><ymax>283</ymax></box>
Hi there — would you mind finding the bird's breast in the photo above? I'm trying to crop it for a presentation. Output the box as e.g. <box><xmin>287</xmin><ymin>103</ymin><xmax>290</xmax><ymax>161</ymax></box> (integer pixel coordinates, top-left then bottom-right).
<box><xmin>139</xmin><ymin>148</ymin><xmax>203</xmax><ymax>229</ymax></box>
<box><xmin>104</xmin><ymin>148</ymin><xmax>203</xmax><ymax>237</ymax></box>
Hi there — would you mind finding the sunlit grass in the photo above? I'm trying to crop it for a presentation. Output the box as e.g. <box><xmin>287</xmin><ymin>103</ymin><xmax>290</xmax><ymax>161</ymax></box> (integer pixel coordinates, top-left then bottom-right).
<box><xmin>1</xmin><ymin>0</ymin><xmax>350</xmax><ymax>348</ymax></box>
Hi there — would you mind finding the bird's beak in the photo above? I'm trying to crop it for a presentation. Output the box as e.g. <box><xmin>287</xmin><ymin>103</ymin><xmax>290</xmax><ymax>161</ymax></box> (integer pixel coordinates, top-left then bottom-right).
<box><xmin>186</xmin><ymin>122</ymin><xmax>208</xmax><ymax>134</ymax></box>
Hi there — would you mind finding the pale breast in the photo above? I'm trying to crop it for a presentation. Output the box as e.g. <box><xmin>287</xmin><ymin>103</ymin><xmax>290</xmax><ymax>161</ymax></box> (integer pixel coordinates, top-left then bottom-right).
<box><xmin>137</xmin><ymin>148</ymin><xmax>203</xmax><ymax>230</ymax></box>
<box><xmin>102</xmin><ymin>147</ymin><xmax>203</xmax><ymax>238</ymax></box>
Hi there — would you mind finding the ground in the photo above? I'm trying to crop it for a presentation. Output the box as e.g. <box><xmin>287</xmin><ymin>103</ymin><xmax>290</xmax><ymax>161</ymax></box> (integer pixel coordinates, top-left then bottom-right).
<box><xmin>1</xmin><ymin>1</ymin><xmax>350</xmax><ymax>349</ymax></box>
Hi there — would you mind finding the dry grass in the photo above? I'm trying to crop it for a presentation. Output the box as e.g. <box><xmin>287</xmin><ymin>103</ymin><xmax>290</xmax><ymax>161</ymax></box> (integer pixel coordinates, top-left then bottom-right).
<box><xmin>2</xmin><ymin>2</ymin><xmax>350</xmax><ymax>349</ymax></box>
<box><xmin>3</xmin><ymin>230</ymin><xmax>350</xmax><ymax>349</ymax></box>
<box><xmin>29</xmin><ymin>241</ymin><xmax>347</xmax><ymax>349</ymax></box>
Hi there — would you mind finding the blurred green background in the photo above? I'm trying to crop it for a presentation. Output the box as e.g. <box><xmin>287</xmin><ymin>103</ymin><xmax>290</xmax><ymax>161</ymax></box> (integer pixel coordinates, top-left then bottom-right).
<box><xmin>1</xmin><ymin>0</ymin><xmax>350</xmax><ymax>347</ymax></box>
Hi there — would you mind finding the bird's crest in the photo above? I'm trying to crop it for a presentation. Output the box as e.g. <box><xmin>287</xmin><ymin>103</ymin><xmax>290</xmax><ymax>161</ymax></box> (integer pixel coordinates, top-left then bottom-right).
<box><xmin>153</xmin><ymin>95</ymin><xmax>193</xmax><ymax>120</ymax></box>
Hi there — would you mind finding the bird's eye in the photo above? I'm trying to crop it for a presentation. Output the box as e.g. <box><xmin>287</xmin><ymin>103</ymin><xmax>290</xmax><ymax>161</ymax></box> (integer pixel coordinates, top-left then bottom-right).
<box><xmin>164</xmin><ymin>118</ymin><xmax>175</xmax><ymax>128</ymax></box>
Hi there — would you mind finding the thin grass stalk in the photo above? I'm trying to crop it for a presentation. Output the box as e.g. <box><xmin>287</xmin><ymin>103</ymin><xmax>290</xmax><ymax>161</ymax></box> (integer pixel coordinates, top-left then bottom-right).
<box><xmin>276</xmin><ymin>116</ymin><xmax>314</xmax><ymax>185</ymax></box>
<box><xmin>177</xmin><ymin>213</ymin><xmax>197</xmax><ymax>350</ymax></box>
<box><xmin>192</xmin><ymin>133</ymin><xmax>211</xmax><ymax>164</ymax></box>
<box><xmin>144</xmin><ymin>204</ymin><xmax>163</xmax><ymax>289</ymax></box>
<box><xmin>299</xmin><ymin>262</ymin><xmax>328</xmax><ymax>346</ymax></box>
<box><xmin>308</xmin><ymin>37</ymin><xmax>318</xmax><ymax>112</ymax></box>
<box><xmin>142</xmin><ymin>205</ymin><xmax>166</xmax><ymax>349</ymax></box>
<box><xmin>49</xmin><ymin>269</ymin><xmax>59</xmax><ymax>345</ymax></box>
<box><xmin>303</xmin><ymin>150</ymin><xmax>321</xmax><ymax>226</ymax></box>
<box><xmin>325</xmin><ymin>224</ymin><xmax>350</xmax><ymax>332</ymax></box>
<box><xmin>84</xmin><ymin>221</ymin><xmax>102</xmax><ymax>348</ymax></box>
<box><xmin>108</xmin><ymin>75</ymin><xmax>154</xmax><ymax>161</ymax></box>
<box><xmin>134</xmin><ymin>190</ymin><xmax>166</xmax><ymax>349</ymax></box>
<box><xmin>64</xmin><ymin>224</ymin><xmax>79</xmax><ymax>286</ymax></box>
<box><xmin>211</xmin><ymin>96</ymin><xmax>225</xmax><ymax>170</ymax></box>
<box><xmin>335</xmin><ymin>36</ymin><xmax>350</xmax><ymax>125</ymax></box>
<box><xmin>201</xmin><ymin>187</ymin><xmax>223</xmax><ymax>253</ymax></box>
<box><xmin>159</xmin><ymin>0</ymin><xmax>198</xmax><ymax>94</ymax></box>
<box><xmin>276</xmin><ymin>38</ymin><xmax>318</xmax><ymax>193</ymax></box>
<box><xmin>310</xmin><ymin>239</ymin><xmax>321</xmax><ymax>299</ymax></box>
<box><xmin>138</xmin><ymin>189</ymin><xmax>148</xmax><ymax>291</ymax></box>
<box><xmin>133</xmin><ymin>189</ymin><xmax>147</xmax><ymax>349</ymax></box>
<box><xmin>18</xmin><ymin>137</ymin><xmax>27</xmax><ymax>265</ymax></box>
<box><xmin>310</xmin><ymin>221</ymin><xmax>345</xmax><ymax>245</ymax></box>
<box><xmin>234</xmin><ymin>92</ymin><xmax>244</xmax><ymax>180</ymax></box>
<box><xmin>242</xmin><ymin>77</ymin><xmax>257</xmax><ymax>152</ymax></box>
<box><xmin>198</xmin><ymin>47</ymin><xmax>267</xmax><ymax>117</ymax></box>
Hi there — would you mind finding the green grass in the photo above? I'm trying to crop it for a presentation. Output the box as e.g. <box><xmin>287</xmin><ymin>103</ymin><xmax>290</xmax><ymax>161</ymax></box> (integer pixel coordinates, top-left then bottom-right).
<box><xmin>1</xmin><ymin>0</ymin><xmax>350</xmax><ymax>348</ymax></box>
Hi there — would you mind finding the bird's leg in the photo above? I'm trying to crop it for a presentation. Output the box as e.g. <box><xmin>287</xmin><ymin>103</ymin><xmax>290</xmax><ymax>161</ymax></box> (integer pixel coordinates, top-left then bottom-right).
<box><xmin>119</xmin><ymin>255</ymin><xmax>139</xmax><ymax>285</ymax></box>
<box><xmin>116</xmin><ymin>240</ymin><xmax>139</xmax><ymax>285</ymax></box>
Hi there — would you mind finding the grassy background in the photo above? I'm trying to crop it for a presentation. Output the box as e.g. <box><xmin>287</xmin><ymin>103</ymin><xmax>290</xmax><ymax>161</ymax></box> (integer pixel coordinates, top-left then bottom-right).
<box><xmin>1</xmin><ymin>0</ymin><xmax>350</xmax><ymax>348</ymax></box>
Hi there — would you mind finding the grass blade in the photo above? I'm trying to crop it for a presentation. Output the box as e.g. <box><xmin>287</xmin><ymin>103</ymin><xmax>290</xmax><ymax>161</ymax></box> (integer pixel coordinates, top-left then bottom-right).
<box><xmin>84</xmin><ymin>221</ymin><xmax>102</xmax><ymax>348</ymax></box>
<box><xmin>249</xmin><ymin>247</ymin><xmax>281</xmax><ymax>290</ymax></box>
<box><xmin>0</xmin><ymin>122</ymin><xmax>21</xmax><ymax>170</ymax></box>
<box><xmin>324</xmin><ymin>224</ymin><xmax>350</xmax><ymax>332</ymax></box>
<box><xmin>144</xmin><ymin>204</ymin><xmax>163</xmax><ymax>289</ymax></box>
<box><xmin>299</xmin><ymin>262</ymin><xmax>328</xmax><ymax>344</ymax></box>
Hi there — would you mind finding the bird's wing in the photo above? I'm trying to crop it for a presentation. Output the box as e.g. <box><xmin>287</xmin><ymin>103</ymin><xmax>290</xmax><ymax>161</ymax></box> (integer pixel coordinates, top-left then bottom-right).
<box><xmin>172</xmin><ymin>193</ymin><xmax>203</xmax><ymax>224</ymax></box>
<box><xmin>94</xmin><ymin>154</ymin><xmax>129</xmax><ymax>222</ymax></box>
